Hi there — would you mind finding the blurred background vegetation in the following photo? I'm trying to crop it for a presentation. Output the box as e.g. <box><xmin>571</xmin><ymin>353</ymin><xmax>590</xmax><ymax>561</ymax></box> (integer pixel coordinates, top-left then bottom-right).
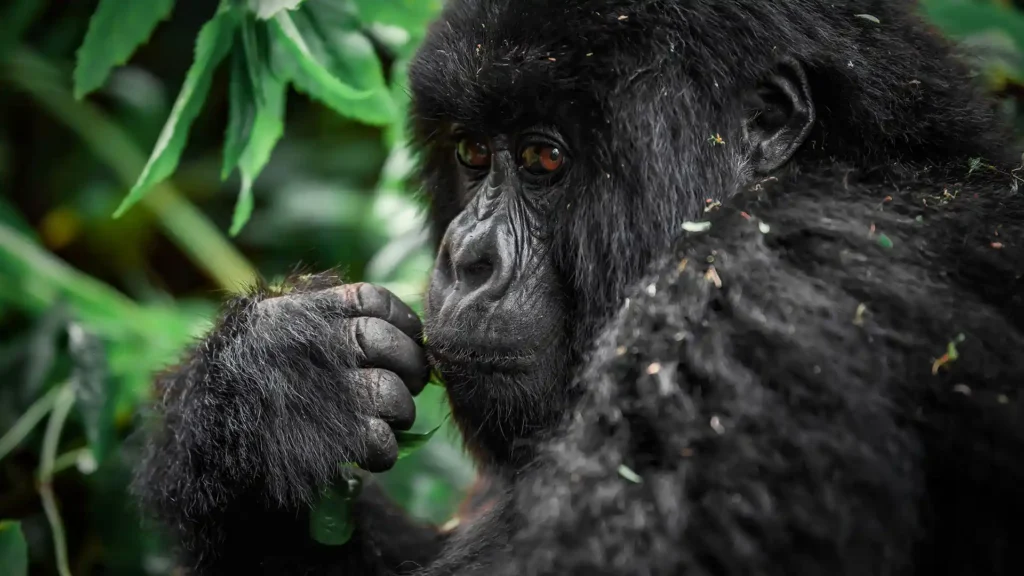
<box><xmin>1</xmin><ymin>0</ymin><xmax>1024</xmax><ymax>574</ymax></box>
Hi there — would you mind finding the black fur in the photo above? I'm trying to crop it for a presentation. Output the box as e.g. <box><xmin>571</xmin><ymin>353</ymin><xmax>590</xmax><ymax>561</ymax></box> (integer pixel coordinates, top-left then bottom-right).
<box><xmin>134</xmin><ymin>1</ymin><xmax>1024</xmax><ymax>575</ymax></box>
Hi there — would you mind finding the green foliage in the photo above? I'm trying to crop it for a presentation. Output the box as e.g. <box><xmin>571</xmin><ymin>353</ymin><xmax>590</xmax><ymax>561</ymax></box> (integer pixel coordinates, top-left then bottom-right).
<box><xmin>0</xmin><ymin>520</ymin><xmax>29</xmax><ymax>576</ymax></box>
<box><xmin>2</xmin><ymin>0</ymin><xmax>1023</xmax><ymax>574</ymax></box>
<box><xmin>105</xmin><ymin>0</ymin><xmax>422</xmax><ymax>235</ymax></box>
<box><xmin>113</xmin><ymin>6</ymin><xmax>240</xmax><ymax>219</ymax></box>
<box><xmin>73</xmin><ymin>0</ymin><xmax>176</xmax><ymax>98</ymax></box>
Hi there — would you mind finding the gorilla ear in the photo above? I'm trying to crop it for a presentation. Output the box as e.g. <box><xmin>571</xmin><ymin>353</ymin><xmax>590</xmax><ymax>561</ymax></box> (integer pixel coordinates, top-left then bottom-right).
<box><xmin>742</xmin><ymin>59</ymin><xmax>815</xmax><ymax>173</ymax></box>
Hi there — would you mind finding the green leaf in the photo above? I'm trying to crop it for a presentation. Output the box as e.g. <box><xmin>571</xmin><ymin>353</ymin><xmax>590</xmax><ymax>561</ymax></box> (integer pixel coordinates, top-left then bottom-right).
<box><xmin>395</xmin><ymin>422</ymin><xmax>443</xmax><ymax>460</ymax></box>
<box><xmin>249</xmin><ymin>0</ymin><xmax>305</xmax><ymax>20</ymax></box>
<box><xmin>309</xmin><ymin>470</ymin><xmax>362</xmax><ymax>546</ymax></box>
<box><xmin>228</xmin><ymin>22</ymin><xmax>287</xmax><ymax>236</ymax></box>
<box><xmin>352</xmin><ymin>0</ymin><xmax>443</xmax><ymax>32</ymax></box>
<box><xmin>0</xmin><ymin>520</ymin><xmax>29</xmax><ymax>576</ymax></box>
<box><xmin>270</xmin><ymin>7</ymin><xmax>393</xmax><ymax>126</ymax></box>
<box><xmin>222</xmin><ymin>46</ymin><xmax>257</xmax><ymax>181</ymax></box>
<box><xmin>113</xmin><ymin>7</ymin><xmax>239</xmax><ymax>219</ymax></box>
<box><xmin>73</xmin><ymin>0</ymin><xmax>176</xmax><ymax>98</ymax></box>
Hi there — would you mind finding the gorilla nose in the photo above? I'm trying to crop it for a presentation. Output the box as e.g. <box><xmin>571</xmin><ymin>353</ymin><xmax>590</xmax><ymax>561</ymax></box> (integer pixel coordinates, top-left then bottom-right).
<box><xmin>437</xmin><ymin>222</ymin><xmax>512</xmax><ymax>306</ymax></box>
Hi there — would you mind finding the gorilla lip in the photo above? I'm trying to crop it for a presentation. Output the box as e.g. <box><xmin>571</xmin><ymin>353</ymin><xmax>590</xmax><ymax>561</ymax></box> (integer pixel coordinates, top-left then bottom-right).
<box><xmin>424</xmin><ymin>339</ymin><xmax>535</xmax><ymax>373</ymax></box>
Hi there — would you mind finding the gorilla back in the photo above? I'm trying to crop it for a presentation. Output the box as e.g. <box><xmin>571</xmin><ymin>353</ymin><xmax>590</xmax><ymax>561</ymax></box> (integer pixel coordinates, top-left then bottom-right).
<box><xmin>134</xmin><ymin>1</ymin><xmax>1024</xmax><ymax>575</ymax></box>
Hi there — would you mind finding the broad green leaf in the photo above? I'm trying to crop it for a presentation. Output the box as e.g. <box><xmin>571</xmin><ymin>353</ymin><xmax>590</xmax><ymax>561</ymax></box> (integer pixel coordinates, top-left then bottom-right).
<box><xmin>395</xmin><ymin>422</ymin><xmax>443</xmax><ymax>459</ymax></box>
<box><xmin>113</xmin><ymin>8</ymin><xmax>239</xmax><ymax>219</ymax></box>
<box><xmin>0</xmin><ymin>520</ymin><xmax>28</xmax><ymax>576</ymax></box>
<box><xmin>73</xmin><ymin>0</ymin><xmax>176</xmax><ymax>98</ymax></box>
<box><xmin>296</xmin><ymin>0</ymin><xmax>395</xmax><ymax>124</ymax></box>
<box><xmin>270</xmin><ymin>9</ymin><xmax>393</xmax><ymax>126</ymax></box>
<box><xmin>249</xmin><ymin>0</ymin><xmax>305</xmax><ymax>20</ymax></box>
<box><xmin>309</xmin><ymin>471</ymin><xmax>362</xmax><ymax>546</ymax></box>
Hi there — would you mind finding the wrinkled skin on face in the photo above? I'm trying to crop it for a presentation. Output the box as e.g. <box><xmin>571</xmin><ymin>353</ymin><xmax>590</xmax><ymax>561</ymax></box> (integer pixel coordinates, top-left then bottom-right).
<box><xmin>423</xmin><ymin>125</ymin><xmax>574</xmax><ymax>465</ymax></box>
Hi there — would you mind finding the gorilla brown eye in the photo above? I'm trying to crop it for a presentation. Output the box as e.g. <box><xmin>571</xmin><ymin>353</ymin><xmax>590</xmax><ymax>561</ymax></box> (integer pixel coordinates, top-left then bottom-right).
<box><xmin>456</xmin><ymin>138</ymin><xmax>492</xmax><ymax>168</ymax></box>
<box><xmin>521</xmin><ymin>144</ymin><xmax>565</xmax><ymax>176</ymax></box>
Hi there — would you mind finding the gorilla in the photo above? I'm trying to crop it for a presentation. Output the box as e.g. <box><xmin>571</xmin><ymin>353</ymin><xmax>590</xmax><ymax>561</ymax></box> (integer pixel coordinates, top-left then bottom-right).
<box><xmin>135</xmin><ymin>1</ymin><xmax>1024</xmax><ymax>575</ymax></box>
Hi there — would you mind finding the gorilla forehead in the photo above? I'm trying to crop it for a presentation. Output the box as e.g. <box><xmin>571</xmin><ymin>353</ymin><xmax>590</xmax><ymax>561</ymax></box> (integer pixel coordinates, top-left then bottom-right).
<box><xmin>406</xmin><ymin>0</ymin><xmax>953</xmax><ymax>147</ymax></box>
<box><xmin>406</xmin><ymin>0</ymin><xmax>677</xmax><ymax>133</ymax></box>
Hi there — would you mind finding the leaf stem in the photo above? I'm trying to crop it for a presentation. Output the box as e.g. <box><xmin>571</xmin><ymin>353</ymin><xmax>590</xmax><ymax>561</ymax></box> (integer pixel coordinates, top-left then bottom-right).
<box><xmin>38</xmin><ymin>383</ymin><xmax>77</xmax><ymax>576</ymax></box>
<box><xmin>0</xmin><ymin>386</ymin><xmax>61</xmax><ymax>463</ymax></box>
<box><xmin>2</xmin><ymin>47</ymin><xmax>258</xmax><ymax>293</ymax></box>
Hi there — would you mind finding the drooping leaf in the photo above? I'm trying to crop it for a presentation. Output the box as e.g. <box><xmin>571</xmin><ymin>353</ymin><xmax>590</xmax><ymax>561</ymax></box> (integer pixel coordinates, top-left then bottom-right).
<box><xmin>0</xmin><ymin>520</ymin><xmax>29</xmax><ymax>576</ymax></box>
<box><xmin>113</xmin><ymin>7</ymin><xmax>239</xmax><ymax>218</ymax></box>
<box><xmin>309</xmin><ymin>469</ymin><xmax>362</xmax><ymax>546</ymax></box>
<box><xmin>395</xmin><ymin>422</ymin><xmax>443</xmax><ymax>459</ymax></box>
<box><xmin>228</xmin><ymin>20</ymin><xmax>287</xmax><ymax>236</ymax></box>
<box><xmin>270</xmin><ymin>8</ymin><xmax>393</xmax><ymax>126</ymax></box>
<box><xmin>295</xmin><ymin>0</ymin><xmax>395</xmax><ymax>124</ymax></box>
<box><xmin>73</xmin><ymin>0</ymin><xmax>176</xmax><ymax>98</ymax></box>
<box><xmin>248</xmin><ymin>0</ymin><xmax>305</xmax><ymax>20</ymax></box>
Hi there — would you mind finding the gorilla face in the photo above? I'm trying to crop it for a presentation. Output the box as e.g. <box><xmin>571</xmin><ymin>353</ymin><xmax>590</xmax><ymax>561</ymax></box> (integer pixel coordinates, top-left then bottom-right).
<box><xmin>411</xmin><ymin>0</ymin><xmax>816</xmax><ymax>465</ymax></box>
<box><xmin>422</xmin><ymin>125</ymin><xmax>573</xmax><ymax>464</ymax></box>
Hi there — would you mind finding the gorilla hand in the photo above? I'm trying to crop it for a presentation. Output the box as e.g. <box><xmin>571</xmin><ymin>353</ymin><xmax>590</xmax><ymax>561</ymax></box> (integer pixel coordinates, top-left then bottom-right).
<box><xmin>253</xmin><ymin>281</ymin><xmax>430</xmax><ymax>473</ymax></box>
<box><xmin>138</xmin><ymin>275</ymin><xmax>430</xmax><ymax>518</ymax></box>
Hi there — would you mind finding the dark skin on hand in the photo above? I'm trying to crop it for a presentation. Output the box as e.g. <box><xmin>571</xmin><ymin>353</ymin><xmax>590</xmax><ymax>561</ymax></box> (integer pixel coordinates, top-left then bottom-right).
<box><xmin>135</xmin><ymin>1</ymin><xmax>1024</xmax><ymax>575</ymax></box>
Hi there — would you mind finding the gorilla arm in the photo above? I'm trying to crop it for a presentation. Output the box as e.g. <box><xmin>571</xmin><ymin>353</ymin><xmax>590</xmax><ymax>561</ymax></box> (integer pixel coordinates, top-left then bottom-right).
<box><xmin>134</xmin><ymin>273</ymin><xmax>445</xmax><ymax>575</ymax></box>
<box><xmin>475</xmin><ymin>165</ymin><xmax>1024</xmax><ymax>576</ymax></box>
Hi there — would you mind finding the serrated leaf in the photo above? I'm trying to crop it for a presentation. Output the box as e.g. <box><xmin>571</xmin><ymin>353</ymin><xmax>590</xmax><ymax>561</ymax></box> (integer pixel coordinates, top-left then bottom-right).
<box><xmin>249</xmin><ymin>0</ymin><xmax>305</xmax><ymax>20</ymax></box>
<box><xmin>395</xmin><ymin>422</ymin><xmax>443</xmax><ymax>459</ymax></box>
<box><xmin>270</xmin><ymin>8</ymin><xmax>393</xmax><ymax>126</ymax></box>
<box><xmin>241</xmin><ymin>14</ymin><xmax>269</xmax><ymax>105</ymax></box>
<box><xmin>297</xmin><ymin>0</ymin><xmax>395</xmax><ymax>124</ymax></box>
<box><xmin>113</xmin><ymin>8</ymin><xmax>239</xmax><ymax>219</ymax></box>
<box><xmin>230</xmin><ymin>40</ymin><xmax>286</xmax><ymax>236</ymax></box>
<box><xmin>73</xmin><ymin>0</ymin><xmax>176</xmax><ymax>98</ymax></box>
<box><xmin>0</xmin><ymin>520</ymin><xmax>28</xmax><ymax>576</ymax></box>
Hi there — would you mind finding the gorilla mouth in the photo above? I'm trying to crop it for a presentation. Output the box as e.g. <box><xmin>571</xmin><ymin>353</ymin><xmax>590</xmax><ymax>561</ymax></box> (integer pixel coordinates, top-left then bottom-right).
<box><xmin>425</xmin><ymin>339</ymin><xmax>537</xmax><ymax>374</ymax></box>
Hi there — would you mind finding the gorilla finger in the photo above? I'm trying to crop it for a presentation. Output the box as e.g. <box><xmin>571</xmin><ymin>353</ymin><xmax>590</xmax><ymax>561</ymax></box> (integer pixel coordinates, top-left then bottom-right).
<box><xmin>362</xmin><ymin>369</ymin><xmax>416</xmax><ymax>430</ymax></box>
<box><xmin>330</xmin><ymin>283</ymin><xmax>424</xmax><ymax>341</ymax></box>
<box><xmin>358</xmin><ymin>418</ymin><xmax>399</xmax><ymax>473</ymax></box>
<box><xmin>351</xmin><ymin>317</ymin><xmax>430</xmax><ymax>395</ymax></box>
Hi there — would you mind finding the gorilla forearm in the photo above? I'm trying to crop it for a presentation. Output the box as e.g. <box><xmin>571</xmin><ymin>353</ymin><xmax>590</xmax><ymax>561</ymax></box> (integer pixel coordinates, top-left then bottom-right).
<box><xmin>490</xmin><ymin>165</ymin><xmax>1024</xmax><ymax>575</ymax></box>
<box><xmin>134</xmin><ymin>274</ymin><xmax>443</xmax><ymax>574</ymax></box>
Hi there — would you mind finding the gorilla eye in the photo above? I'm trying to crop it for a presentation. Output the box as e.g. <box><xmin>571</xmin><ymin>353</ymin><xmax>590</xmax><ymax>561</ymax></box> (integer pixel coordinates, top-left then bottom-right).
<box><xmin>521</xmin><ymin>144</ymin><xmax>565</xmax><ymax>176</ymax></box>
<box><xmin>456</xmin><ymin>137</ymin><xmax>492</xmax><ymax>169</ymax></box>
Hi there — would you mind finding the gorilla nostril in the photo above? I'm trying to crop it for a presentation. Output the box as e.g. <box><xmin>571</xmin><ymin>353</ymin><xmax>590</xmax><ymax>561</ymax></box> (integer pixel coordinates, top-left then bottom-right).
<box><xmin>459</xmin><ymin>257</ymin><xmax>495</xmax><ymax>291</ymax></box>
